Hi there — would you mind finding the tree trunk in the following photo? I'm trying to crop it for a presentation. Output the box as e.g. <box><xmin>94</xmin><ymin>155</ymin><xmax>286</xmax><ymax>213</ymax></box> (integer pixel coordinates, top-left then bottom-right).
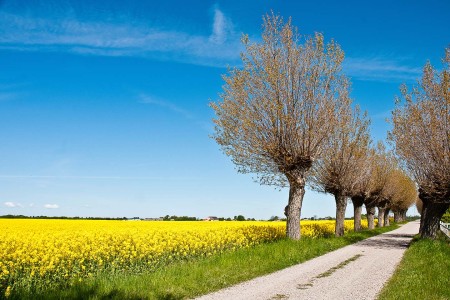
<box><xmin>419</xmin><ymin>201</ymin><xmax>427</xmax><ymax>233</ymax></box>
<box><xmin>394</xmin><ymin>211</ymin><xmax>401</xmax><ymax>223</ymax></box>
<box><xmin>377</xmin><ymin>207</ymin><xmax>385</xmax><ymax>227</ymax></box>
<box><xmin>384</xmin><ymin>208</ymin><xmax>390</xmax><ymax>226</ymax></box>
<box><xmin>366</xmin><ymin>205</ymin><xmax>375</xmax><ymax>229</ymax></box>
<box><xmin>286</xmin><ymin>179</ymin><xmax>305</xmax><ymax>240</ymax></box>
<box><xmin>394</xmin><ymin>210</ymin><xmax>408</xmax><ymax>223</ymax></box>
<box><xmin>351</xmin><ymin>196</ymin><xmax>364</xmax><ymax>232</ymax></box>
<box><xmin>420</xmin><ymin>202</ymin><xmax>449</xmax><ymax>239</ymax></box>
<box><xmin>335</xmin><ymin>193</ymin><xmax>347</xmax><ymax>237</ymax></box>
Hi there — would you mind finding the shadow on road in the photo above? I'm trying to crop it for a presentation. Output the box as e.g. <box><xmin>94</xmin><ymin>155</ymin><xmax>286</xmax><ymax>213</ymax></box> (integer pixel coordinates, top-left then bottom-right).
<box><xmin>380</xmin><ymin>233</ymin><xmax>415</xmax><ymax>239</ymax></box>
<box><xmin>355</xmin><ymin>233</ymin><xmax>415</xmax><ymax>249</ymax></box>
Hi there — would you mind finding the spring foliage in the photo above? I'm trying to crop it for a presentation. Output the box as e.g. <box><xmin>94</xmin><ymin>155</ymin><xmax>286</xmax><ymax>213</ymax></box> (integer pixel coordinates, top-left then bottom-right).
<box><xmin>211</xmin><ymin>13</ymin><xmax>351</xmax><ymax>239</ymax></box>
<box><xmin>211</xmin><ymin>13</ymin><xmax>350</xmax><ymax>187</ymax></box>
<box><xmin>390</xmin><ymin>46</ymin><xmax>450</xmax><ymax>203</ymax></box>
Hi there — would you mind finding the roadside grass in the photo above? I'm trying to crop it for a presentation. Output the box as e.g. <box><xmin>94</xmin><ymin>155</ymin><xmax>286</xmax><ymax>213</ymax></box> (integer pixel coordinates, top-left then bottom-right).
<box><xmin>378</xmin><ymin>232</ymin><xmax>450</xmax><ymax>300</ymax></box>
<box><xmin>10</xmin><ymin>224</ymin><xmax>398</xmax><ymax>300</ymax></box>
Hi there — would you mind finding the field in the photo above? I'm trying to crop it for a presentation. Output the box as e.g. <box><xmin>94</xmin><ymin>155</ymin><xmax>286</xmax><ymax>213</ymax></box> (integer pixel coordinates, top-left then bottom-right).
<box><xmin>0</xmin><ymin>218</ymin><xmax>370</xmax><ymax>298</ymax></box>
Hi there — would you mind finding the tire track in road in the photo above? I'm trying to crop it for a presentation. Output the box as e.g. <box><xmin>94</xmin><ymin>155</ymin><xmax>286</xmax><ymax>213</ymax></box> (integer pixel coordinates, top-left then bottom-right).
<box><xmin>196</xmin><ymin>221</ymin><xmax>419</xmax><ymax>300</ymax></box>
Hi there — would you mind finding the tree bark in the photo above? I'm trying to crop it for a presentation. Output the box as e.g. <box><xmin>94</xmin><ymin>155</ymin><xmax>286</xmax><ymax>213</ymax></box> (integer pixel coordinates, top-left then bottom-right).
<box><xmin>335</xmin><ymin>193</ymin><xmax>347</xmax><ymax>237</ymax></box>
<box><xmin>377</xmin><ymin>207</ymin><xmax>385</xmax><ymax>227</ymax></box>
<box><xmin>394</xmin><ymin>211</ymin><xmax>401</xmax><ymax>223</ymax></box>
<box><xmin>419</xmin><ymin>201</ymin><xmax>427</xmax><ymax>233</ymax></box>
<box><xmin>351</xmin><ymin>196</ymin><xmax>364</xmax><ymax>232</ymax></box>
<box><xmin>384</xmin><ymin>208</ymin><xmax>390</xmax><ymax>226</ymax></box>
<box><xmin>420</xmin><ymin>202</ymin><xmax>449</xmax><ymax>239</ymax></box>
<box><xmin>399</xmin><ymin>209</ymin><xmax>407</xmax><ymax>222</ymax></box>
<box><xmin>366</xmin><ymin>205</ymin><xmax>376</xmax><ymax>229</ymax></box>
<box><xmin>286</xmin><ymin>178</ymin><xmax>306</xmax><ymax>240</ymax></box>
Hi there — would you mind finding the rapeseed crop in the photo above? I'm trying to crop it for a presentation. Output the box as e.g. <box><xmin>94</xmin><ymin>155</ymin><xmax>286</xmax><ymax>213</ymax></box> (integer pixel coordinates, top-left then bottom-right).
<box><xmin>0</xmin><ymin>219</ymin><xmax>366</xmax><ymax>297</ymax></box>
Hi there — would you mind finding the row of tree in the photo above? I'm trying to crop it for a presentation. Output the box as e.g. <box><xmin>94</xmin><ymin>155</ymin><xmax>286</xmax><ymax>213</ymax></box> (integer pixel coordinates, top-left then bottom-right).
<box><xmin>389</xmin><ymin>47</ymin><xmax>450</xmax><ymax>238</ymax></box>
<box><xmin>311</xmin><ymin>142</ymin><xmax>417</xmax><ymax>235</ymax></box>
<box><xmin>211</xmin><ymin>13</ymin><xmax>446</xmax><ymax>239</ymax></box>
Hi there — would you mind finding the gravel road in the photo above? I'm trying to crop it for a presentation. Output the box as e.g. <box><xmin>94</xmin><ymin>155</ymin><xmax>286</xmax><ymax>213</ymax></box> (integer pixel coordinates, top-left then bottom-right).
<box><xmin>196</xmin><ymin>221</ymin><xmax>419</xmax><ymax>300</ymax></box>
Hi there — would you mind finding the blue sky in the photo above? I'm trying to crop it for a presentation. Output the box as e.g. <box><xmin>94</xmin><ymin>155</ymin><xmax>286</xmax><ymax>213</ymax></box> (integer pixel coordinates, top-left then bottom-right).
<box><xmin>0</xmin><ymin>0</ymin><xmax>448</xmax><ymax>219</ymax></box>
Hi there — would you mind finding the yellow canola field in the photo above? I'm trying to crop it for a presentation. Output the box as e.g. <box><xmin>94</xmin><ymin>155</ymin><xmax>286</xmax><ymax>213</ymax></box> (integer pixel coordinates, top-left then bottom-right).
<box><xmin>0</xmin><ymin>219</ymin><xmax>366</xmax><ymax>296</ymax></box>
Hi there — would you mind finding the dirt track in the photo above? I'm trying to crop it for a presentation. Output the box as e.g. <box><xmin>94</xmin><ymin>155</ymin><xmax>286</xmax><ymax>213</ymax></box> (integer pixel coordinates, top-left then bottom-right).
<box><xmin>196</xmin><ymin>221</ymin><xmax>419</xmax><ymax>300</ymax></box>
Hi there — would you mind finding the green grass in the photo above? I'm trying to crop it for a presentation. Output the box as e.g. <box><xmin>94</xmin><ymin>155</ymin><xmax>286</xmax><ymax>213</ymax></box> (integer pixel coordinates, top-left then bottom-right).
<box><xmin>10</xmin><ymin>225</ymin><xmax>398</xmax><ymax>300</ymax></box>
<box><xmin>315</xmin><ymin>254</ymin><xmax>362</xmax><ymax>278</ymax></box>
<box><xmin>378</xmin><ymin>233</ymin><xmax>450</xmax><ymax>300</ymax></box>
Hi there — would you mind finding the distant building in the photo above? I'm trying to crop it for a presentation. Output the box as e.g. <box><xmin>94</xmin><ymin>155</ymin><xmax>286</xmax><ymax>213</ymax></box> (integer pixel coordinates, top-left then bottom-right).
<box><xmin>143</xmin><ymin>217</ymin><xmax>163</xmax><ymax>221</ymax></box>
<box><xmin>203</xmin><ymin>216</ymin><xmax>219</xmax><ymax>221</ymax></box>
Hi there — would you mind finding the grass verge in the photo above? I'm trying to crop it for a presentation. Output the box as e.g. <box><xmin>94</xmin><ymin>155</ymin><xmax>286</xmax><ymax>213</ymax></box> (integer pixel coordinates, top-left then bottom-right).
<box><xmin>11</xmin><ymin>225</ymin><xmax>398</xmax><ymax>300</ymax></box>
<box><xmin>378</xmin><ymin>232</ymin><xmax>450</xmax><ymax>300</ymax></box>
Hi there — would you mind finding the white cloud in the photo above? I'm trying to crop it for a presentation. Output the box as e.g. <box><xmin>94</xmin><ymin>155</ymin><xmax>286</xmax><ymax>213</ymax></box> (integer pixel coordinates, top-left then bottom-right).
<box><xmin>44</xmin><ymin>204</ymin><xmax>59</xmax><ymax>209</ymax></box>
<box><xmin>209</xmin><ymin>8</ymin><xmax>233</xmax><ymax>45</ymax></box>
<box><xmin>0</xmin><ymin>9</ymin><xmax>242</xmax><ymax>67</ymax></box>
<box><xmin>0</xmin><ymin>174</ymin><xmax>196</xmax><ymax>180</ymax></box>
<box><xmin>4</xmin><ymin>201</ymin><xmax>23</xmax><ymax>208</ymax></box>
<box><xmin>139</xmin><ymin>94</ymin><xmax>193</xmax><ymax>119</ymax></box>
<box><xmin>344</xmin><ymin>56</ymin><xmax>422</xmax><ymax>82</ymax></box>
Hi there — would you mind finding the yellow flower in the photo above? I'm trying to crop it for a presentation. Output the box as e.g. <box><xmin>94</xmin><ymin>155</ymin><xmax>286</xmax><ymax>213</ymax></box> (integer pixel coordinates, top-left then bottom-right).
<box><xmin>5</xmin><ymin>286</ymin><xmax>11</xmax><ymax>298</ymax></box>
<box><xmin>0</xmin><ymin>218</ymin><xmax>363</xmax><ymax>292</ymax></box>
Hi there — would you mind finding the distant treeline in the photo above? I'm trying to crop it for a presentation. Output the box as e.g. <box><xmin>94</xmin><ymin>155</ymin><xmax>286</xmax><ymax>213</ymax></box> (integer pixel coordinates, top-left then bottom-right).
<box><xmin>2</xmin><ymin>214</ymin><xmax>416</xmax><ymax>221</ymax></box>
<box><xmin>0</xmin><ymin>215</ymin><xmax>128</xmax><ymax>220</ymax></box>
<box><xmin>162</xmin><ymin>215</ymin><xmax>198</xmax><ymax>221</ymax></box>
<box><xmin>0</xmin><ymin>214</ymin><xmax>259</xmax><ymax>221</ymax></box>
<box><xmin>162</xmin><ymin>215</ymin><xmax>256</xmax><ymax>221</ymax></box>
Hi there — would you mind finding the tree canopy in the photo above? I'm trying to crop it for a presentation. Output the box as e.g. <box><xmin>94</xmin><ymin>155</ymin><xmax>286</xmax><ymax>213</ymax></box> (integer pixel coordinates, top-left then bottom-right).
<box><xmin>211</xmin><ymin>13</ymin><xmax>351</xmax><ymax>239</ymax></box>
<box><xmin>389</xmin><ymin>46</ymin><xmax>450</xmax><ymax>238</ymax></box>
<box><xmin>310</xmin><ymin>106</ymin><xmax>371</xmax><ymax>236</ymax></box>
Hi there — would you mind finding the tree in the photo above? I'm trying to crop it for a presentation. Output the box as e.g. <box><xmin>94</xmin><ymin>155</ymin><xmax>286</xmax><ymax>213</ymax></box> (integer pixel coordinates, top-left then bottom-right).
<box><xmin>384</xmin><ymin>168</ymin><xmax>417</xmax><ymax>223</ymax></box>
<box><xmin>310</xmin><ymin>106</ymin><xmax>371</xmax><ymax>236</ymax></box>
<box><xmin>364</xmin><ymin>143</ymin><xmax>396</xmax><ymax>229</ymax></box>
<box><xmin>234</xmin><ymin>215</ymin><xmax>246</xmax><ymax>221</ymax></box>
<box><xmin>211</xmin><ymin>13</ymin><xmax>350</xmax><ymax>239</ymax></box>
<box><xmin>389</xmin><ymin>46</ymin><xmax>450</xmax><ymax>238</ymax></box>
<box><xmin>416</xmin><ymin>198</ymin><xmax>424</xmax><ymax>214</ymax></box>
<box><xmin>441</xmin><ymin>207</ymin><xmax>450</xmax><ymax>223</ymax></box>
<box><xmin>348</xmin><ymin>146</ymin><xmax>373</xmax><ymax>231</ymax></box>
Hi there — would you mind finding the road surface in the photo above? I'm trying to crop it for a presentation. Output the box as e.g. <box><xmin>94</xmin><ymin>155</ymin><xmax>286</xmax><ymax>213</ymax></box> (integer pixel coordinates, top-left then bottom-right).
<box><xmin>196</xmin><ymin>221</ymin><xmax>419</xmax><ymax>300</ymax></box>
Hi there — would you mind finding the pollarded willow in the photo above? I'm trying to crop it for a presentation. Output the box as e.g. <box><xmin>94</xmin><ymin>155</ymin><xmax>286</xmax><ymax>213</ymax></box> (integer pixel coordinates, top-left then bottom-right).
<box><xmin>211</xmin><ymin>13</ymin><xmax>351</xmax><ymax>239</ymax></box>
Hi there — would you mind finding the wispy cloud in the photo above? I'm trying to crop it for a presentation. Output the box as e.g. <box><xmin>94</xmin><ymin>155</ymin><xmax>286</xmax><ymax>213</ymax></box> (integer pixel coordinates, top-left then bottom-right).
<box><xmin>0</xmin><ymin>83</ymin><xmax>23</xmax><ymax>102</ymax></box>
<box><xmin>0</xmin><ymin>8</ymin><xmax>242</xmax><ymax>67</ymax></box>
<box><xmin>4</xmin><ymin>201</ymin><xmax>23</xmax><ymax>208</ymax></box>
<box><xmin>0</xmin><ymin>175</ymin><xmax>198</xmax><ymax>180</ymax></box>
<box><xmin>344</xmin><ymin>56</ymin><xmax>422</xmax><ymax>82</ymax></box>
<box><xmin>139</xmin><ymin>94</ymin><xmax>193</xmax><ymax>119</ymax></box>
<box><xmin>44</xmin><ymin>204</ymin><xmax>59</xmax><ymax>209</ymax></box>
<box><xmin>209</xmin><ymin>7</ymin><xmax>234</xmax><ymax>45</ymax></box>
<box><xmin>0</xmin><ymin>92</ymin><xmax>18</xmax><ymax>102</ymax></box>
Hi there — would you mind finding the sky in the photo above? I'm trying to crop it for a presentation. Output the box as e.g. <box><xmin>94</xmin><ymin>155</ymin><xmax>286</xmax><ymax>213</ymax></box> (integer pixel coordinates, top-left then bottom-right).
<box><xmin>0</xmin><ymin>0</ymin><xmax>448</xmax><ymax>219</ymax></box>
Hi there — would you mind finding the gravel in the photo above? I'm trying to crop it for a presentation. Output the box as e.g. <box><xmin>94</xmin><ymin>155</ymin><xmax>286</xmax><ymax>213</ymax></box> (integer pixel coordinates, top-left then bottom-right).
<box><xmin>196</xmin><ymin>221</ymin><xmax>419</xmax><ymax>300</ymax></box>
